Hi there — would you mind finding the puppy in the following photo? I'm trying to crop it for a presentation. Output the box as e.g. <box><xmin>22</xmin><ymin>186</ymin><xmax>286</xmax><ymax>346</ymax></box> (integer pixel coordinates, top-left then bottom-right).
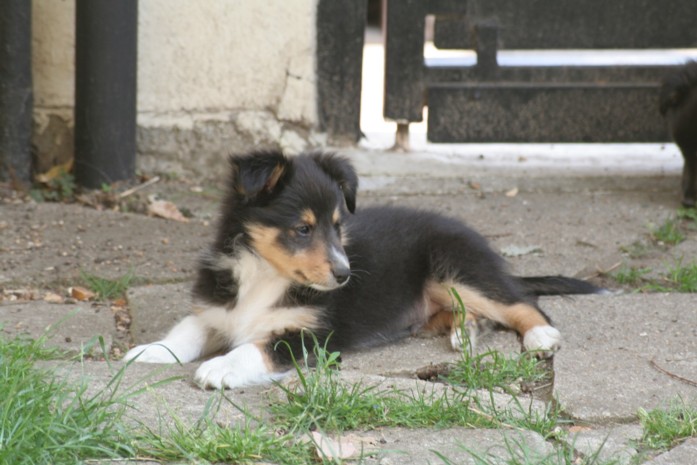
<box><xmin>659</xmin><ymin>60</ymin><xmax>697</xmax><ymax>208</ymax></box>
<box><xmin>124</xmin><ymin>151</ymin><xmax>602</xmax><ymax>389</ymax></box>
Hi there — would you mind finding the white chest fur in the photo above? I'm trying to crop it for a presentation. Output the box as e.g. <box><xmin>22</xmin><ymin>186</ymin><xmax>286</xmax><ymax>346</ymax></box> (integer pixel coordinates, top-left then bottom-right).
<box><xmin>198</xmin><ymin>249</ymin><xmax>319</xmax><ymax>347</ymax></box>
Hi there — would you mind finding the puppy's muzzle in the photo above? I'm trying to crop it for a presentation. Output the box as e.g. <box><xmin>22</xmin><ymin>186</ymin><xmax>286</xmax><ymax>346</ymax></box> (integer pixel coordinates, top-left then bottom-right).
<box><xmin>326</xmin><ymin>245</ymin><xmax>351</xmax><ymax>289</ymax></box>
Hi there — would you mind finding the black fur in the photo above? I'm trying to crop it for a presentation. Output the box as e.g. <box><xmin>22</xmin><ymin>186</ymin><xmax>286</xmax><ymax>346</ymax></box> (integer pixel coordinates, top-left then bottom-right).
<box><xmin>660</xmin><ymin>61</ymin><xmax>697</xmax><ymax>208</ymax></box>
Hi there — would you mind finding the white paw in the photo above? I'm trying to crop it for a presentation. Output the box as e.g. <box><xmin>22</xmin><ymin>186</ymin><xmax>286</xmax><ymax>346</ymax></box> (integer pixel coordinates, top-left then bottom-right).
<box><xmin>450</xmin><ymin>321</ymin><xmax>478</xmax><ymax>354</ymax></box>
<box><xmin>123</xmin><ymin>343</ymin><xmax>180</xmax><ymax>363</ymax></box>
<box><xmin>193</xmin><ymin>343</ymin><xmax>285</xmax><ymax>390</ymax></box>
<box><xmin>523</xmin><ymin>325</ymin><xmax>561</xmax><ymax>358</ymax></box>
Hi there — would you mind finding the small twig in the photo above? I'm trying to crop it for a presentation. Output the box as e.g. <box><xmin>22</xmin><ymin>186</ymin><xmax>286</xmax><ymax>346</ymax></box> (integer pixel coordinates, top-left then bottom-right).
<box><xmin>650</xmin><ymin>359</ymin><xmax>697</xmax><ymax>388</ymax></box>
<box><xmin>581</xmin><ymin>261</ymin><xmax>622</xmax><ymax>280</ymax></box>
<box><xmin>119</xmin><ymin>176</ymin><xmax>160</xmax><ymax>199</ymax></box>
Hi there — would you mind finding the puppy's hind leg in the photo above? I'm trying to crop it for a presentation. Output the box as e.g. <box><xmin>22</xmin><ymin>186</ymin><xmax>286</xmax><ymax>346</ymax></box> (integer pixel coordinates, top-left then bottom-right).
<box><xmin>422</xmin><ymin>282</ymin><xmax>479</xmax><ymax>355</ymax></box>
<box><xmin>448</xmin><ymin>283</ymin><xmax>560</xmax><ymax>358</ymax></box>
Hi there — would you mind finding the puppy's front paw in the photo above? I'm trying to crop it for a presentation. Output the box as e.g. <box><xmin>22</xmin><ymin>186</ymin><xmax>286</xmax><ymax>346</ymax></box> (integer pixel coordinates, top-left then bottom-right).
<box><xmin>194</xmin><ymin>356</ymin><xmax>238</xmax><ymax>389</ymax></box>
<box><xmin>523</xmin><ymin>325</ymin><xmax>561</xmax><ymax>358</ymax></box>
<box><xmin>123</xmin><ymin>343</ymin><xmax>180</xmax><ymax>363</ymax></box>
<box><xmin>194</xmin><ymin>343</ymin><xmax>284</xmax><ymax>390</ymax></box>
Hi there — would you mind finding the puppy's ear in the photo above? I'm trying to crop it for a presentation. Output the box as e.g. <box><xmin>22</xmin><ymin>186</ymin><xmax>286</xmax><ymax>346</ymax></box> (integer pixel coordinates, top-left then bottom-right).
<box><xmin>229</xmin><ymin>151</ymin><xmax>290</xmax><ymax>200</ymax></box>
<box><xmin>311</xmin><ymin>153</ymin><xmax>358</xmax><ymax>213</ymax></box>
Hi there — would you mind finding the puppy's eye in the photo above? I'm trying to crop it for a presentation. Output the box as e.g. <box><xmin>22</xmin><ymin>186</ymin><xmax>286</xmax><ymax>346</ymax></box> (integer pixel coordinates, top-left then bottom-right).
<box><xmin>333</xmin><ymin>222</ymin><xmax>341</xmax><ymax>233</ymax></box>
<box><xmin>295</xmin><ymin>224</ymin><xmax>312</xmax><ymax>236</ymax></box>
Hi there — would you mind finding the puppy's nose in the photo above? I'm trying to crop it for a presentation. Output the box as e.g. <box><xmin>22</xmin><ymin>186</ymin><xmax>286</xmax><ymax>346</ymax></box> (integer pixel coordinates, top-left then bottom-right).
<box><xmin>332</xmin><ymin>266</ymin><xmax>350</xmax><ymax>285</ymax></box>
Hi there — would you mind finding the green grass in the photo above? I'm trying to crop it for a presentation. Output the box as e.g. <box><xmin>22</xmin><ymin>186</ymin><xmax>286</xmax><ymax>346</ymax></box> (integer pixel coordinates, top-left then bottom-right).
<box><xmin>610</xmin><ymin>259</ymin><xmax>697</xmax><ymax>293</ymax></box>
<box><xmin>270</xmin><ymin>334</ymin><xmax>495</xmax><ymax>433</ymax></box>
<box><xmin>29</xmin><ymin>169</ymin><xmax>76</xmax><ymax>203</ymax></box>
<box><xmin>619</xmin><ymin>241</ymin><xmax>653</xmax><ymax>259</ymax></box>
<box><xmin>134</xmin><ymin>412</ymin><xmax>313</xmax><ymax>464</ymax></box>
<box><xmin>435</xmin><ymin>438</ymin><xmax>621</xmax><ymax>465</ymax></box>
<box><xmin>0</xmin><ymin>333</ymin><xmax>136</xmax><ymax>464</ymax></box>
<box><xmin>270</xmin><ymin>331</ymin><xmax>560</xmax><ymax>439</ymax></box>
<box><xmin>446</xmin><ymin>350</ymin><xmax>549</xmax><ymax>394</ymax></box>
<box><xmin>665</xmin><ymin>259</ymin><xmax>697</xmax><ymax>292</ymax></box>
<box><xmin>650</xmin><ymin>218</ymin><xmax>685</xmax><ymax>246</ymax></box>
<box><xmin>0</xmin><ymin>331</ymin><xmax>318</xmax><ymax>465</ymax></box>
<box><xmin>638</xmin><ymin>398</ymin><xmax>697</xmax><ymax>450</ymax></box>
<box><xmin>677</xmin><ymin>207</ymin><xmax>697</xmax><ymax>223</ymax></box>
<box><xmin>80</xmin><ymin>269</ymin><xmax>136</xmax><ymax>300</ymax></box>
<box><xmin>612</xmin><ymin>265</ymin><xmax>651</xmax><ymax>286</ymax></box>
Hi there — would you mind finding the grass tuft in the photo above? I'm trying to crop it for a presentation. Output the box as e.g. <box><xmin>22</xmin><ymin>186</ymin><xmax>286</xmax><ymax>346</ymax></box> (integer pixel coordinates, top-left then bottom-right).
<box><xmin>0</xmin><ymin>332</ymin><xmax>135</xmax><ymax>464</ymax></box>
<box><xmin>446</xmin><ymin>350</ymin><xmax>549</xmax><ymax>394</ymax></box>
<box><xmin>270</xmin><ymin>333</ymin><xmax>502</xmax><ymax>433</ymax></box>
<box><xmin>134</xmin><ymin>414</ymin><xmax>312</xmax><ymax>464</ymax></box>
<box><xmin>612</xmin><ymin>265</ymin><xmax>651</xmax><ymax>286</ymax></box>
<box><xmin>638</xmin><ymin>398</ymin><xmax>697</xmax><ymax>450</ymax></box>
<box><xmin>651</xmin><ymin>218</ymin><xmax>686</xmax><ymax>246</ymax></box>
<box><xmin>665</xmin><ymin>259</ymin><xmax>697</xmax><ymax>292</ymax></box>
<box><xmin>80</xmin><ymin>270</ymin><xmax>136</xmax><ymax>301</ymax></box>
<box><xmin>435</xmin><ymin>437</ymin><xmax>621</xmax><ymax>465</ymax></box>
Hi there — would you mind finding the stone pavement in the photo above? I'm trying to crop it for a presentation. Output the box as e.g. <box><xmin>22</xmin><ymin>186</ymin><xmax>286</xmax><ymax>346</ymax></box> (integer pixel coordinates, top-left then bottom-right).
<box><xmin>2</xmin><ymin>146</ymin><xmax>696</xmax><ymax>464</ymax></box>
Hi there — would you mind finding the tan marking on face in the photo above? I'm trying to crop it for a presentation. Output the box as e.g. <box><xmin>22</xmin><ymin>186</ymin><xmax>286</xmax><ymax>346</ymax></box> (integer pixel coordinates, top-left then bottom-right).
<box><xmin>332</xmin><ymin>208</ymin><xmax>341</xmax><ymax>224</ymax></box>
<box><xmin>246</xmin><ymin>223</ymin><xmax>334</xmax><ymax>286</ymax></box>
<box><xmin>300</xmin><ymin>209</ymin><xmax>317</xmax><ymax>228</ymax></box>
<box><xmin>421</xmin><ymin>280</ymin><xmax>548</xmax><ymax>339</ymax></box>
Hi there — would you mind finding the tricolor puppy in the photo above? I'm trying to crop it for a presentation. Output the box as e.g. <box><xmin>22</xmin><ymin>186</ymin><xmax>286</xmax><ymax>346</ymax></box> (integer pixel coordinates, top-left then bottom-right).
<box><xmin>124</xmin><ymin>151</ymin><xmax>601</xmax><ymax>389</ymax></box>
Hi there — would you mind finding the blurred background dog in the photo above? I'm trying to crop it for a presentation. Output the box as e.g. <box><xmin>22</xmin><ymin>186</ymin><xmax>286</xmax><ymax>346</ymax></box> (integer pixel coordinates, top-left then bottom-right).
<box><xmin>660</xmin><ymin>61</ymin><xmax>697</xmax><ymax>208</ymax></box>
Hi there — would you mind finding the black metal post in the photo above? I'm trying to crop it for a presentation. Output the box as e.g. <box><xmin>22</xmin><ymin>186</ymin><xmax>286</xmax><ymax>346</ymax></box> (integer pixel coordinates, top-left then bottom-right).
<box><xmin>316</xmin><ymin>0</ymin><xmax>367</xmax><ymax>145</ymax></box>
<box><xmin>0</xmin><ymin>0</ymin><xmax>33</xmax><ymax>186</ymax></box>
<box><xmin>75</xmin><ymin>0</ymin><xmax>138</xmax><ymax>189</ymax></box>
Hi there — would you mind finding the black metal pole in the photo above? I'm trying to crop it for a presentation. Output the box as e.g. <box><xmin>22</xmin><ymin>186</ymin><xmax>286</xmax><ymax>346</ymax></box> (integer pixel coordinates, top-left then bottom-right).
<box><xmin>316</xmin><ymin>0</ymin><xmax>367</xmax><ymax>145</ymax></box>
<box><xmin>0</xmin><ymin>0</ymin><xmax>33</xmax><ymax>186</ymax></box>
<box><xmin>75</xmin><ymin>0</ymin><xmax>137</xmax><ymax>189</ymax></box>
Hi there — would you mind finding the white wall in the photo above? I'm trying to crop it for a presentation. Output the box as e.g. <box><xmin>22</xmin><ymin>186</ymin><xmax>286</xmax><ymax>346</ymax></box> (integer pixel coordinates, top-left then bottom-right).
<box><xmin>32</xmin><ymin>0</ymin><xmax>322</xmax><ymax>176</ymax></box>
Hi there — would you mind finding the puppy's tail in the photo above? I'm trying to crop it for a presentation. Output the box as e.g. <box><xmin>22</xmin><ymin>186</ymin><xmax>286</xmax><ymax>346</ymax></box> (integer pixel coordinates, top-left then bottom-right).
<box><xmin>516</xmin><ymin>276</ymin><xmax>606</xmax><ymax>297</ymax></box>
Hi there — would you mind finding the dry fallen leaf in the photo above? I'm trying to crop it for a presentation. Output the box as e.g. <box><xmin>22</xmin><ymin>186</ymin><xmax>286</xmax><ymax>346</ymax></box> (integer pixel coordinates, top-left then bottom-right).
<box><xmin>505</xmin><ymin>187</ymin><xmax>519</xmax><ymax>197</ymax></box>
<box><xmin>147</xmin><ymin>196</ymin><xmax>189</xmax><ymax>223</ymax></box>
<box><xmin>304</xmin><ymin>432</ymin><xmax>379</xmax><ymax>460</ymax></box>
<box><xmin>568</xmin><ymin>425</ymin><xmax>593</xmax><ymax>433</ymax></box>
<box><xmin>69</xmin><ymin>286</ymin><xmax>96</xmax><ymax>302</ymax></box>
<box><xmin>35</xmin><ymin>159</ymin><xmax>74</xmax><ymax>184</ymax></box>
<box><xmin>43</xmin><ymin>292</ymin><xmax>64</xmax><ymax>304</ymax></box>
<box><xmin>310</xmin><ymin>432</ymin><xmax>357</xmax><ymax>460</ymax></box>
<box><xmin>2</xmin><ymin>289</ymin><xmax>38</xmax><ymax>301</ymax></box>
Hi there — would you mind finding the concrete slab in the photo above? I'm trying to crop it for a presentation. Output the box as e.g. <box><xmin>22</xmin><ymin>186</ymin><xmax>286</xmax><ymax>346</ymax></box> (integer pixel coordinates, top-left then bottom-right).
<box><xmin>0</xmin><ymin>202</ymin><xmax>209</xmax><ymax>288</ymax></box>
<box><xmin>127</xmin><ymin>282</ymin><xmax>192</xmax><ymax>344</ymax></box>
<box><xmin>544</xmin><ymin>294</ymin><xmax>697</xmax><ymax>422</ymax></box>
<box><xmin>564</xmin><ymin>424</ymin><xmax>643</xmax><ymax>465</ymax></box>
<box><xmin>643</xmin><ymin>438</ymin><xmax>697</xmax><ymax>465</ymax></box>
<box><xmin>361</xmin><ymin>428</ymin><xmax>554</xmax><ymax>465</ymax></box>
<box><xmin>42</xmin><ymin>360</ymin><xmax>272</xmax><ymax>427</ymax></box>
<box><xmin>0</xmin><ymin>300</ymin><xmax>115</xmax><ymax>353</ymax></box>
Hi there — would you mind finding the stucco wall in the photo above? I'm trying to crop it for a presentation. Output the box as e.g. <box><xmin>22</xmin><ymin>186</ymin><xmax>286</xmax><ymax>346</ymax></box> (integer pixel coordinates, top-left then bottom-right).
<box><xmin>32</xmin><ymin>0</ymin><xmax>321</xmax><ymax>177</ymax></box>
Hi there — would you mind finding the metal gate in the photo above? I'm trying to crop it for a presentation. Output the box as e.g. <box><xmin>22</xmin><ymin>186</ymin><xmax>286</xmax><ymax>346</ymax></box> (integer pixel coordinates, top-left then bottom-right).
<box><xmin>384</xmin><ymin>0</ymin><xmax>697</xmax><ymax>143</ymax></box>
